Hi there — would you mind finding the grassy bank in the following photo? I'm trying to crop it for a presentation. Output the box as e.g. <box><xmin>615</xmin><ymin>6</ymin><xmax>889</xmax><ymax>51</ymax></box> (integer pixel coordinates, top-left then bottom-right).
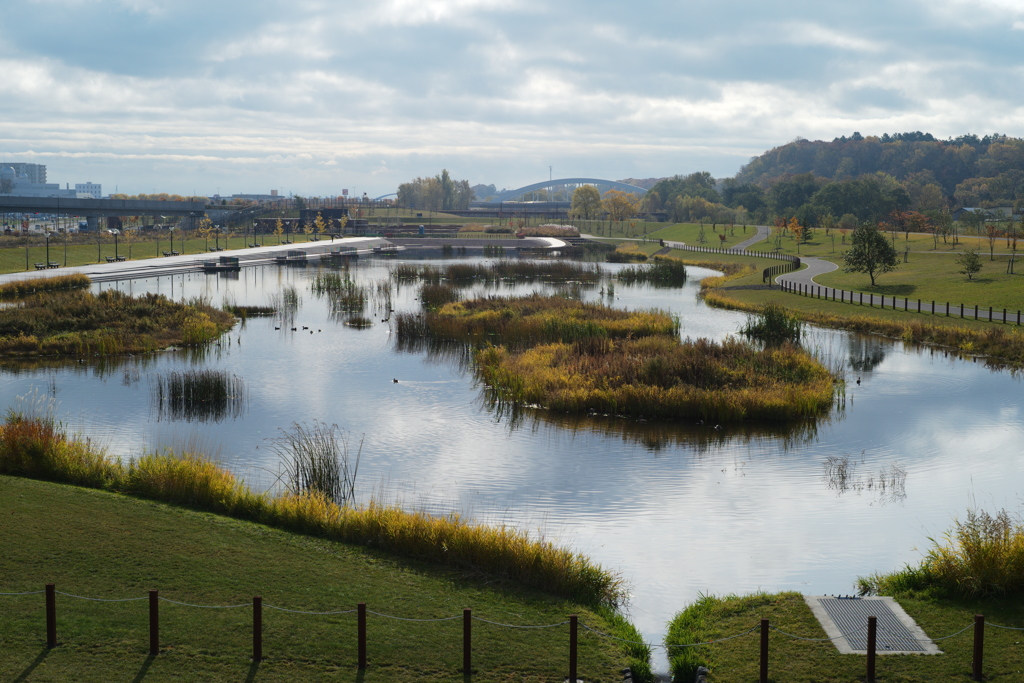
<box><xmin>0</xmin><ymin>278</ymin><xmax>234</xmax><ymax>356</ymax></box>
<box><xmin>0</xmin><ymin>413</ymin><xmax>624</xmax><ymax>609</ymax></box>
<box><xmin>392</xmin><ymin>260</ymin><xmax>601</xmax><ymax>285</ymax></box>
<box><xmin>669</xmin><ymin>510</ymin><xmax>1024</xmax><ymax>681</ymax></box>
<box><xmin>704</xmin><ymin>288</ymin><xmax>1024</xmax><ymax>369</ymax></box>
<box><xmin>665</xmin><ymin>591</ymin><xmax>1024</xmax><ymax>682</ymax></box>
<box><xmin>0</xmin><ymin>475</ymin><xmax>639</xmax><ymax>682</ymax></box>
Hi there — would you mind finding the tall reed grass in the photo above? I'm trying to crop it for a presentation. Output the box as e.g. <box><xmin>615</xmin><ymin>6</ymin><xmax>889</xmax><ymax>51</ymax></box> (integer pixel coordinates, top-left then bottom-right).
<box><xmin>740</xmin><ymin>303</ymin><xmax>803</xmax><ymax>346</ymax></box>
<box><xmin>0</xmin><ymin>413</ymin><xmax>624</xmax><ymax>607</ymax></box>
<box><xmin>392</xmin><ymin>261</ymin><xmax>600</xmax><ymax>286</ymax></box>
<box><xmin>858</xmin><ymin>508</ymin><xmax>1024</xmax><ymax>598</ymax></box>
<box><xmin>152</xmin><ymin>369</ymin><xmax>247</xmax><ymax>422</ymax></box>
<box><xmin>476</xmin><ymin>336</ymin><xmax>836</xmax><ymax>423</ymax></box>
<box><xmin>396</xmin><ymin>294</ymin><xmax>678</xmax><ymax>349</ymax></box>
<box><xmin>0</xmin><ymin>274</ymin><xmax>91</xmax><ymax>300</ymax></box>
<box><xmin>0</xmin><ymin>289</ymin><xmax>233</xmax><ymax>356</ymax></box>
<box><xmin>271</xmin><ymin>421</ymin><xmax>361</xmax><ymax>505</ymax></box>
<box><xmin>617</xmin><ymin>258</ymin><xmax>688</xmax><ymax>286</ymax></box>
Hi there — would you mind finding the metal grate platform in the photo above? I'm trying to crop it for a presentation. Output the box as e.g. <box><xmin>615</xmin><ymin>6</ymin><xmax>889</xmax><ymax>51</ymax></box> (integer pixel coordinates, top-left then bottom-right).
<box><xmin>804</xmin><ymin>596</ymin><xmax>942</xmax><ymax>655</ymax></box>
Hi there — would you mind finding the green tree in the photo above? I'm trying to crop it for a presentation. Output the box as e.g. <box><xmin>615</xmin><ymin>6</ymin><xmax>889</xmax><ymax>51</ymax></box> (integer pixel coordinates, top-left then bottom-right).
<box><xmin>956</xmin><ymin>248</ymin><xmax>982</xmax><ymax>280</ymax></box>
<box><xmin>570</xmin><ymin>185</ymin><xmax>602</xmax><ymax>220</ymax></box>
<box><xmin>842</xmin><ymin>223</ymin><xmax>900</xmax><ymax>286</ymax></box>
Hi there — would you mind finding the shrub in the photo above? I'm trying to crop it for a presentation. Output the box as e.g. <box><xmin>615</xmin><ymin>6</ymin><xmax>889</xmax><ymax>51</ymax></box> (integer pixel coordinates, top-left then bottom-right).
<box><xmin>740</xmin><ymin>303</ymin><xmax>803</xmax><ymax>346</ymax></box>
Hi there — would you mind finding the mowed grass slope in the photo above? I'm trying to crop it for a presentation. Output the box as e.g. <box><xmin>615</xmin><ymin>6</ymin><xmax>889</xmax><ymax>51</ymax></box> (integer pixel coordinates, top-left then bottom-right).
<box><xmin>0</xmin><ymin>475</ymin><xmax>633</xmax><ymax>682</ymax></box>
<box><xmin>666</xmin><ymin>591</ymin><xmax>1024</xmax><ymax>682</ymax></box>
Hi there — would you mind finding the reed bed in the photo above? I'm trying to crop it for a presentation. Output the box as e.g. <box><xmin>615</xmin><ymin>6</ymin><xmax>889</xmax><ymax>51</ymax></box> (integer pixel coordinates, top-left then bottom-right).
<box><xmin>0</xmin><ymin>289</ymin><xmax>233</xmax><ymax>356</ymax></box>
<box><xmin>224</xmin><ymin>304</ymin><xmax>276</xmax><ymax>319</ymax></box>
<box><xmin>394</xmin><ymin>261</ymin><xmax>599</xmax><ymax>286</ymax></box>
<box><xmin>0</xmin><ymin>274</ymin><xmax>91</xmax><ymax>300</ymax></box>
<box><xmin>311</xmin><ymin>271</ymin><xmax>366</xmax><ymax>315</ymax></box>
<box><xmin>617</xmin><ymin>258</ymin><xmax>689</xmax><ymax>286</ymax></box>
<box><xmin>740</xmin><ymin>303</ymin><xmax>803</xmax><ymax>346</ymax></box>
<box><xmin>419</xmin><ymin>283</ymin><xmax>461</xmax><ymax>310</ymax></box>
<box><xmin>271</xmin><ymin>421</ymin><xmax>361</xmax><ymax>505</ymax></box>
<box><xmin>0</xmin><ymin>412</ymin><xmax>624</xmax><ymax>607</ymax></box>
<box><xmin>396</xmin><ymin>294</ymin><xmax>678</xmax><ymax>349</ymax></box>
<box><xmin>152</xmin><ymin>369</ymin><xmax>247</xmax><ymax>422</ymax></box>
<box><xmin>704</xmin><ymin>289</ymin><xmax>1024</xmax><ymax>369</ymax></box>
<box><xmin>859</xmin><ymin>508</ymin><xmax>1024</xmax><ymax>598</ymax></box>
<box><xmin>476</xmin><ymin>336</ymin><xmax>836</xmax><ymax>423</ymax></box>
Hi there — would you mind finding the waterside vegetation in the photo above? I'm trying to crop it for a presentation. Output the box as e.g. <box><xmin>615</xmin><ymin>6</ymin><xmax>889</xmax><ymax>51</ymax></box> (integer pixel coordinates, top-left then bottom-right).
<box><xmin>398</xmin><ymin>294</ymin><xmax>838</xmax><ymax>423</ymax></box>
<box><xmin>0</xmin><ymin>278</ymin><xmax>234</xmax><ymax>357</ymax></box>
<box><xmin>0</xmin><ymin>411</ymin><xmax>624</xmax><ymax>608</ymax></box>
<box><xmin>0</xmin><ymin>475</ymin><xmax>640</xmax><ymax>682</ymax></box>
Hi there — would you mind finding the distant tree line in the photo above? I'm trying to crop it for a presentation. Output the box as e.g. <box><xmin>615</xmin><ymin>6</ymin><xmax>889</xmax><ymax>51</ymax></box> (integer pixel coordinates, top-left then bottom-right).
<box><xmin>397</xmin><ymin>170</ymin><xmax>473</xmax><ymax>212</ymax></box>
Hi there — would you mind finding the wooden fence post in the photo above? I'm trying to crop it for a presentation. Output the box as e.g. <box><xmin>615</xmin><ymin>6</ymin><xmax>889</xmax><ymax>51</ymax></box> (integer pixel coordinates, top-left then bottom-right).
<box><xmin>463</xmin><ymin>608</ymin><xmax>472</xmax><ymax>675</ymax></box>
<box><xmin>149</xmin><ymin>590</ymin><xmax>159</xmax><ymax>656</ymax></box>
<box><xmin>253</xmin><ymin>596</ymin><xmax>262</xmax><ymax>662</ymax></box>
<box><xmin>358</xmin><ymin>602</ymin><xmax>367</xmax><ymax>669</ymax></box>
<box><xmin>759</xmin><ymin>618</ymin><xmax>769</xmax><ymax>683</ymax></box>
<box><xmin>972</xmin><ymin>614</ymin><xmax>984</xmax><ymax>680</ymax></box>
<box><xmin>46</xmin><ymin>584</ymin><xmax>56</xmax><ymax>648</ymax></box>
<box><xmin>866</xmin><ymin>616</ymin><xmax>876</xmax><ymax>682</ymax></box>
<box><xmin>569</xmin><ymin>614</ymin><xmax>578</xmax><ymax>683</ymax></box>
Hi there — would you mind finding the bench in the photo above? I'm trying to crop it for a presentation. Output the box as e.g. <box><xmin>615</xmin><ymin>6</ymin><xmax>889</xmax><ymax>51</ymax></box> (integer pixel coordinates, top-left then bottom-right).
<box><xmin>249</xmin><ymin>243</ymin><xmax>259</xmax><ymax>248</ymax></box>
<box><xmin>163</xmin><ymin>251</ymin><xmax>171</xmax><ymax>257</ymax></box>
<box><xmin>34</xmin><ymin>263</ymin><xmax>46</xmax><ymax>270</ymax></box>
<box><xmin>47</xmin><ymin>262</ymin><xmax>60</xmax><ymax>269</ymax></box>
<box><xmin>116</xmin><ymin>255</ymin><xmax>127</xmax><ymax>261</ymax></box>
<box><xmin>106</xmin><ymin>256</ymin><xmax>116</xmax><ymax>263</ymax></box>
<box><xmin>171</xmin><ymin>251</ymin><xmax>179</xmax><ymax>256</ymax></box>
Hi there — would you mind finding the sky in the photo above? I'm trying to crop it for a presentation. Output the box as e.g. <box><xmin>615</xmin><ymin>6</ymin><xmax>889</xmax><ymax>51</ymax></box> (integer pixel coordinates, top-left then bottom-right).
<box><xmin>2</xmin><ymin>0</ymin><xmax>1024</xmax><ymax>198</ymax></box>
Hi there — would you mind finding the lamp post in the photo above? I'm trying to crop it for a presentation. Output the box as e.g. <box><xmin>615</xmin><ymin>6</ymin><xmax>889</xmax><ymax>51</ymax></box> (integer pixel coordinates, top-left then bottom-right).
<box><xmin>112</xmin><ymin>229</ymin><xmax>120</xmax><ymax>259</ymax></box>
<box><xmin>45</xmin><ymin>231</ymin><xmax>52</xmax><ymax>265</ymax></box>
<box><xmin>169</xmin><ymin>226</ymin><xmax>175</xmax><ymax>255</ymax></box>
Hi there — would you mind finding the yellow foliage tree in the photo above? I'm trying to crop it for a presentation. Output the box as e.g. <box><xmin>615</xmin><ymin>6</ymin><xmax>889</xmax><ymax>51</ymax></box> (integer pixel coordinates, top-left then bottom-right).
<box><xmin>602</xmin><ymin>190</ymin><xmax>638</xmax><ymax>223</ymax></box>
<box><xmin>274</xmin><ymin>218</ymin><xmax>284</xmax><ymax>244</ymax></box>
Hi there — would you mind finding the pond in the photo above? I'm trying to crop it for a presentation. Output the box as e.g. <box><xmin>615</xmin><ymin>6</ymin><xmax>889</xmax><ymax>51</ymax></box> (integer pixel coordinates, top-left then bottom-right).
<box><xmin>2</xmin><ymin>256</ymin><xmax>1022</xmax><ymax>675</ymax></box>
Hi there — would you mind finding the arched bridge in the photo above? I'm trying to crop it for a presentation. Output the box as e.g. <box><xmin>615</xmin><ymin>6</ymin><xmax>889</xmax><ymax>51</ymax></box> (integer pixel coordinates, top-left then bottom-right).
<box><xmin>492</xmin><ymin>178</ymin><xmax>647</xmax><ymax>202</ymax></box>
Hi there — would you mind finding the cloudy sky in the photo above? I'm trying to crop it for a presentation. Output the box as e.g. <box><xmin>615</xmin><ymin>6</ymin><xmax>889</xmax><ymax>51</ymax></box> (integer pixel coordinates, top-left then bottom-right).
<box><xmin>2</xmin><ymin>0</ymin><xmax>1023</xmax><ymax>197</ymax></box>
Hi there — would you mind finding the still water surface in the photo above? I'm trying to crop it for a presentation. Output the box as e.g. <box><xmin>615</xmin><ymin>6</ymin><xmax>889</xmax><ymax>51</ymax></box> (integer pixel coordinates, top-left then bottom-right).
<box><xmin>2</xmin><ymin>258</ymin><xmax>1022</xmax><ymax>673</ymax></box>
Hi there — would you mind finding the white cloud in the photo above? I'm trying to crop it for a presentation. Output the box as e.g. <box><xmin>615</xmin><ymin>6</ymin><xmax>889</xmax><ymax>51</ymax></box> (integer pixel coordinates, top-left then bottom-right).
<box><xmin>2</xmin><ymin>0</ymin><xmax>1024</xmax><ymax>195</ymax></box>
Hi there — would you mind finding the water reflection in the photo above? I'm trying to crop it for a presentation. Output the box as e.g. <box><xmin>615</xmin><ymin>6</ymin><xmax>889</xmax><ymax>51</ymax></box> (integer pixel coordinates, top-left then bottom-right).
<box><xmin>823</xmin><ymin>453</ymin><xmax>907</xmax><ymax>505</ymax></box>
<box><xmin>484</xmin><ymin>399</ymin><xmax>825</xmax><ymax>453</ymax></box>
<box><xmin>848</xmin><ymin>335</ymin><xmax>888</xmax><ymax>374</ymax></box>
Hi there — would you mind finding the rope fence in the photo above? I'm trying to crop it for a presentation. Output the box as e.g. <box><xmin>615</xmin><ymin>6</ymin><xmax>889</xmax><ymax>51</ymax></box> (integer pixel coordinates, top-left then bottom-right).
<box><xmin>4</xmin><ymin>585</ymin><xmax>1017</xmax><ymax>681</ymax></box>
<box><xmin>777</xmin><ymin>278</ymin><xmax>1022</xmax><ymax>325</ymax></box>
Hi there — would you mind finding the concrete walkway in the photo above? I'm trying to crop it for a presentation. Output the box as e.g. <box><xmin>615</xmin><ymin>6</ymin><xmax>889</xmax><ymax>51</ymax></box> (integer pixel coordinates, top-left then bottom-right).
<box><xmin>0</xmin><ymin>237</ymin><xmax>392</xmax><ymax>285</ymax></box>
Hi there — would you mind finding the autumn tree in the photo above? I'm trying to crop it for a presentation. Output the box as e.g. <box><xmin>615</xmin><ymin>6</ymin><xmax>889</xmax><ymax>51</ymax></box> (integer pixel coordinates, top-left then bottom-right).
<box><xmin>602</xmin><ymin>189</ymin><xmax>638</xmax><ymax>223</ymax></box>
<box><xmin>273</xmin><ymin>218</ymin><xmax>285</xmax><ymax>244</ymax></box>
<box><xmin>570</xmin><ymin>185</ymin><xmax>602</xmax><ymax>220</ymax></box>
<box><xmin>314</xmin><ymin>212</ymin><xmax>327</xmax><ymax>241</ymax></box>
<box><xmin>198</xmin><ymin>217</ymin><xmax>213</xmax><ymax>251</ymax></box>
<box><xmin>843</xmin><ymin>223</ymin><xmax>900</xmax><ymax>286</ymax></box>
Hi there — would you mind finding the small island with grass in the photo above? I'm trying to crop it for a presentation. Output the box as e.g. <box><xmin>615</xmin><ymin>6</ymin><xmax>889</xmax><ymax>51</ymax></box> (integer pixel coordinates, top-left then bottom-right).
<box><xmin>398</xmin><ymin>293</ymin><xmax>838</xmax><ymax>423</ymax></box>
<box><xmin>0</xmin><ymin>274</ymin><xmax>235</xmax><ymax>357</ymax></box>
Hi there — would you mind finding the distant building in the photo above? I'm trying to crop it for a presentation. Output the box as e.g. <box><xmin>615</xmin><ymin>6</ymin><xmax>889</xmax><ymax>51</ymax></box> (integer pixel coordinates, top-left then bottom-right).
<box><xmin>75</xmin><ymin>182</ymin><xmax>102</xmax><ymax>199</ymax></box>
<box><xmin>5</xmin><ymin>163</ymin><xmax>47</xmax><ymax>184</ymax></box>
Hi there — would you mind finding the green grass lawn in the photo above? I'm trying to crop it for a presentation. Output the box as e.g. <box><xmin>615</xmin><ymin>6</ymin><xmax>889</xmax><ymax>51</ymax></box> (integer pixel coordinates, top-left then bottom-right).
<box><xmin>666</xmin><ymin>591</ymin><xmax>1024</xmax><ymax>682</ymax></box>
<box><xmin>0</xmin><ymin>234</ymin><xmax>333</xmax><ymax>275</ymax></box>
<box><xmin>0</xmin><ymin>475</ymin><xmax>634</xmax><ymax>682</ymax></box>
<box><xmin>814</xmin><ymin>252</ymin><xmax>1024</xmax><ymax>313</ymax></box>
<box><xmin>648</xmin><ymin>223</ymin><xmax>760</xmax><ymax>249</ymax></box>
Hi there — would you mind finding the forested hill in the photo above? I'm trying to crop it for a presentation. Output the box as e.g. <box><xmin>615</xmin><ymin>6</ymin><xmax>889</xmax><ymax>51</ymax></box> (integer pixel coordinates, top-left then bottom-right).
<box><xmin>735</xmin><ymin>132</ymin><xmax>1024</xmax><ymax>208</ymax></box>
